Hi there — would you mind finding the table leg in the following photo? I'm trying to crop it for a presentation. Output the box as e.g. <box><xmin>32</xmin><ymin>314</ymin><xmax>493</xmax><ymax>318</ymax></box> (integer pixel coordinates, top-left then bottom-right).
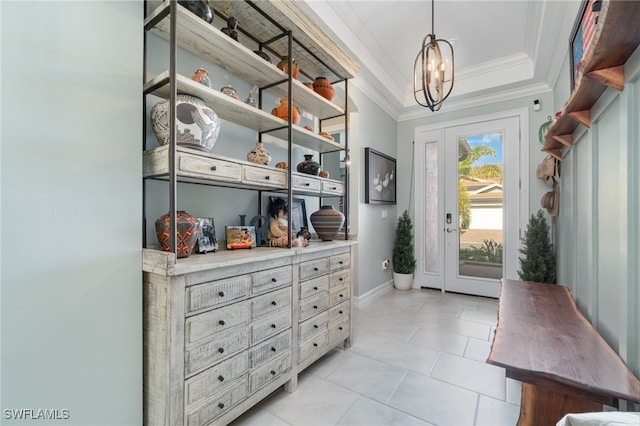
<box><xmin>517</xmin><ymin>383</ymin><xmax>603</xmax><ymax>426</ymax></box>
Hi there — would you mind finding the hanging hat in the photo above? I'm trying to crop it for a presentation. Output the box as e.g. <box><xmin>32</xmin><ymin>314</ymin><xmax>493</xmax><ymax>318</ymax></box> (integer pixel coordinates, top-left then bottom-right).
<box><xmin>541</xmin><ymin>186</ymin><xmax>559</xmax><ymax>216</ymax></box>
<box><xmin>536</xmin><ymin>156</ymin><xmax>558</xmax><ymax>186</ymax></box>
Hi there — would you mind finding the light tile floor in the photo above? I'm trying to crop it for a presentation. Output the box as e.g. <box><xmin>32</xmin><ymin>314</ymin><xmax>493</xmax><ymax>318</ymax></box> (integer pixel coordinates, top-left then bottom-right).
<box><xmin>231</xmin><ymin>288</ymin><xmax>521</xmax><ymax>426</ymax></box>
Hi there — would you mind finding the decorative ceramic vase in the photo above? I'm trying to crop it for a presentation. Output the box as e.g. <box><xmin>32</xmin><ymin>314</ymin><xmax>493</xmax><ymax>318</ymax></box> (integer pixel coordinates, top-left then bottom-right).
<box><xmin>151</xmin><ymin>95</ymin><xmax>221</xmax><ymax>152</ymax></box>
<box><xmin>155</xmin><ymin>211</ymin><xmax>199</xmax><ymax>258</ymax></box>
<box><xmin>312</xmin><ymin>77</ymin><xmax>335</xmax><ymax>101</ymax></box>
<box><xmin>191</xmin><ymin>68</ymin><xmax>211</xmax><ymax>87</ymax></box>
<box><xmin>247</xmin><ymin>141</ymin><xmax>271</xmax><ymax>165</ymax></box>
<box><xmin>178</xmin><ymin>0</ymin><xmax>214</xmax><ymax>23</ymax></box>
<box><xmin>276</xmin><ymin>56</ymin><xmax>300</xmax><ymax>79</ymax></box>
<box><xmin>271</xmin><ymin>99</ymin><xmax>300</xmax><ymax>125</ymax></box>
<box><xmin>310</xmin><ymin>205</ymin><xmax>345</xmax><ymax>241</ymax></box>
<box><xmin>319</xmin><ymin>170</ymin><xmax>330</xmax><ymax>178</ymax></box>
<box><xmin>220</xmin><ymin>86</ymin><xmax>239</xmax><ymax>100</ymax></box>
<box><xmin>297</xmin><ymin>154</ymin><xmax>320</xmax><ymax>176</ymax></box>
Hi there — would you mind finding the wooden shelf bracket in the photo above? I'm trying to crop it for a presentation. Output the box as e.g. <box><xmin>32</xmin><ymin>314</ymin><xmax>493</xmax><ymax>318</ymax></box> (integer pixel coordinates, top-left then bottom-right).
<box><xmin>588</xmin><ymin>65</ymin><xmax>624</xmax><ymax>91</ymax></box>
<box><xmin>567</xmin><ymin>110</ymin><xmax>591</xmax><ymax>128</ymax></box>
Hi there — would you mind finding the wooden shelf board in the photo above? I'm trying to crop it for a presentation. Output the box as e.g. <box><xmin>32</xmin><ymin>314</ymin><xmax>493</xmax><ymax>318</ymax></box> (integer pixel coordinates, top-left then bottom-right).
<box><xmin>146</xmin><ymin>72</ymin><xmax>287</xmax><ymax>132</ymax></box>
<box><xmin>146</xmin><ymin>72</ymin><xmax>345</xmax><ymax>154</ymax></box>
<box><xmin>209</xmin><ymin>0</ymin><xmax>359</xmax><ymax>81</ymax></box>
<box><xmin>543</xmin><ymin>0</ymin><xmax>640</xmax><ymax>157</ymax></box>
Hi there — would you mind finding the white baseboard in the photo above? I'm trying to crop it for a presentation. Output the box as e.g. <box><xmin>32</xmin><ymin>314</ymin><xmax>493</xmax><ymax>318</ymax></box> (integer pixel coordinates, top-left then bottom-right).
<box><xmin>353</xmin><ymin>280</ymin><xmax>393</xmax><ymax>308</ymax></box>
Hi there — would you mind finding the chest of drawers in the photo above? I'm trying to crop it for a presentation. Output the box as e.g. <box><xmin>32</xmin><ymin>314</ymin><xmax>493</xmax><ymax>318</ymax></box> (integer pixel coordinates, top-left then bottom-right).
<box><xmin>144</xmin><ymin>242</ymin><xmax>355</xmax><ymax>425</ymax></box>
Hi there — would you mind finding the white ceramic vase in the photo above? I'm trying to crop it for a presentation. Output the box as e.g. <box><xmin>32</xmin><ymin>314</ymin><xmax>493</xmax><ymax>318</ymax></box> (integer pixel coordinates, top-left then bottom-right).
<box><xmin>393</xmin><ymin>271</ymin><xmax>413</xmax><ymax>291</ymax></box>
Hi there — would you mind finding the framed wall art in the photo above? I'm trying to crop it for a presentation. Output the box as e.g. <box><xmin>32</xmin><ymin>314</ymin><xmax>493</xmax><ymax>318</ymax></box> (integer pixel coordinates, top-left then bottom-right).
<box><xmin>364</xmin><ymin>147</ymin><xmax>396</xmax><ymax>204</ymax></box>
<box><xmin>569</xmin><ymin>0</ymin><xmax>600</xmax><ymax>90</ymax></box>
<box><xmin>195</xmin><ymin>217</ymin><xmax>218</xmax><ymax>253</ymax></box>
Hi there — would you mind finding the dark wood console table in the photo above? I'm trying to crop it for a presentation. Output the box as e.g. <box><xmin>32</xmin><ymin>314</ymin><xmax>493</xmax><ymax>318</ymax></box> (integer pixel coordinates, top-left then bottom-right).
<box><xmin>487</xmin><ymin>279</ymin><xmax>640</xmax><ymax>426</ymax></box>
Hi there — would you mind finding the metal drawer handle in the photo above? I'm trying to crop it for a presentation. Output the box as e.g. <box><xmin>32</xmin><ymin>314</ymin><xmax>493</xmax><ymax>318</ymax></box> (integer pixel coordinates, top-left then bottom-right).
<box><xmin>304</xmin><ymin>183</ymin><xmax>310</xmax><ymax>186</ymax></box>
<box><xmin>218</xmin><ymin>403</ymin><xmax>224</xmax><ymax>409</ymax></box>
<box><xmin>331</xmin><ymin>186</ymin><xmax>337</xmax><ymax>190</ymax></box>
<box><xmin>271</xmin><ymin>277</ymin><xmax>277</xmax><ymax>282</ymax></box>
<box><xmin>218</xmin><ymin>320</ymin><xmax>226</xmax><ymax>326</ymax></box>
<box><xmin>313</xmin><ymin>305</ymin><xmax>318</xmax><ymax>309</ymax></box>
<box><xmin>339</xmin><ymin>261</ymin><xmax>344</xmax><ymax>264</ymax></box>
<box><xmin>218</xmin><ymin>375</ymin><xmax>224</xmax><ymax>382</ymax></box>
<box><xmin>270</xmin><ymin>370</ymin><xmax>276</xmax><ymax>375</ymax></box>
<box><xmin>210</xmin><ymin>165</ymin><xmax>217</xmax><ymax>171</ymax></box>
<box><xmin>271</xmin><ymin>347</ymin><xmax>277</xmax><ymax>352</ymax></box>
<box><xmin>339</xmin><ymin>278</ymin><xmax>343</xmax><ymax>281</ymax></box>
<box><xmin>313</xmin><ymin>324</ymin><xmax>318</xmax><ymax>329</ymax></box>
<box><xmin>218</xmin><ymin>347</ymin><xmax>224</xmax><ymax>354</ymax></box>
<box><xmin>339</xmin><ymin>294</ymin><xmax>344</xmax><ymax>298</ymax></box>
<box><xmin>271</xmin><ymin>301</ymin><xmax>277</xmax><ymax>306</ymax></box>
<box><xmin>339</xmin><ymin>310</ymin><xmax>343</xmax><ymax>314</ymax></box>
<box><xmin>218</xmin><ymin>291</ymin><xmax>225</xmax><ymax>297</ymax></box>
<box><xmin>313</xmin><ymin>286</ymin><xmax>318</xmax><ymax>290</ymax></box>
<box><xmin>271</xmin><ymin>323</ymin><xmax>277</xmax><ymax>329</ymax></box>
<box><xmin>339</xmin><ymin>326</ymin><xmax>343</xmax><ymax>331</ymax></box>
<box><xmin>314</xmin><ymin>267</ymin><xmax>319</xmax><ymax>271</ymax></box>
<box><xmin>265</xmin><ymin>175</ymin><xmax>270</xmax><ymax>180</ymax></box>
<box><xmin>313</xmin><ymin>343</ymin><xmax>318</xmax><ymax>347</ymax></box>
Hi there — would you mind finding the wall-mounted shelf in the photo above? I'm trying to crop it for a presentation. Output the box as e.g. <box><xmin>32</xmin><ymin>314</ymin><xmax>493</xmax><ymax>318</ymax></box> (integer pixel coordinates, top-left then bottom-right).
<box><xmin>543</xmin><ymin>0</ymin><xmax>640</xmax><ymax>160</ymax></box>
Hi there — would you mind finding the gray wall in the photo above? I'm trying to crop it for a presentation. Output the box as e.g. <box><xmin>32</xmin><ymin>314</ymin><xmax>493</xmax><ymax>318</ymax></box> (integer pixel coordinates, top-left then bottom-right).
<box><xmin>1</xmin><ymin>1</ymin><xmax>143</xmax><ymax>424</ymax></box>
<box><xmin>555</xmin><ymin>46</ymin><xmax>640</xmax><ymax>393</ymax></box>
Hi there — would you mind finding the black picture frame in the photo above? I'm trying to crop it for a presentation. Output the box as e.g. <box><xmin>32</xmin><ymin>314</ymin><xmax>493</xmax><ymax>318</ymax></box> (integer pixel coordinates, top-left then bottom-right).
<box><xmin>290</xmin><ymin>198</ymin><xmax>308</xmax><ymax>234</ymax></box>
<box><xmin>195</xmin><ymin>217</ymin><xmax>218</xmax><ymax>253</ymax></box>
<box><xmin>569</xmin><ymin>0</ymin><xmax>599</xmax><ymax>90</ymax></box>
<box><xmin>364</xmin><ymin>148</ymin><xmax>396</xmax><ymax>204</ymax></box>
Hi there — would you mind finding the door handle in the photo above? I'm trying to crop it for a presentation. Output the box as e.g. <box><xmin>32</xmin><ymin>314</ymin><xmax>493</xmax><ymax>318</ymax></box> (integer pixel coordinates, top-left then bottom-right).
<box><xmin>446</xmin><ymin>228</ymin><xmax>458</xmax><ymax>233</ymax></box>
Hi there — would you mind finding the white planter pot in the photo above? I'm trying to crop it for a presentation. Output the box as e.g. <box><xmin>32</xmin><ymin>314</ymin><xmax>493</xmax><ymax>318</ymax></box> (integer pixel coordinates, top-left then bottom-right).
<box><xmin>393</xmin><ymin>272</ymin><xmax>414</xmax><ymax>290</ymax></box>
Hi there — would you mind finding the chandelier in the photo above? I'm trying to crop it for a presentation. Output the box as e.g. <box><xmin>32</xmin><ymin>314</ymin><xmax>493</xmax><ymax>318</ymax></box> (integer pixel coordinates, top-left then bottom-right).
<box><xmin>413</xmin><ymin>0</ymin><xmax>454</xmax><ymax>111</ymax></box>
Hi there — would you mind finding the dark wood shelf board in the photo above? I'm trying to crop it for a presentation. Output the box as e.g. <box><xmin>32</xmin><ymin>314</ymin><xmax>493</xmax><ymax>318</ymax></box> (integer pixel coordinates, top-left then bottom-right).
<box><xmin>543</xmin><ymin>0</ymin><xmax>640</xmax><ymax>158</ymax></box>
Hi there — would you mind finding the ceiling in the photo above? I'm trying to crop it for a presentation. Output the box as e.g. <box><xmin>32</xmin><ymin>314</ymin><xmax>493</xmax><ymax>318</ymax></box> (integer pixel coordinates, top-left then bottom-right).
<box><xmin>298</xmin><ymin>0</ymin><xmax>584</xmax><ymax>120</ymax></box>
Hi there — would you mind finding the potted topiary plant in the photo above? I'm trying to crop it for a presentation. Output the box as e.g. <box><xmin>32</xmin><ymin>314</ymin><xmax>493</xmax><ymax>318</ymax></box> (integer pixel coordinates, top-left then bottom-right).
<box><xmin>518</xmin><ymin>209</ymin><xmax>556</xmax><ymax>283</ymax></box>
<box><xmin>392</xmin><ymin>210</ymin><xmax>417</xmax><ymax>290</ymax></box>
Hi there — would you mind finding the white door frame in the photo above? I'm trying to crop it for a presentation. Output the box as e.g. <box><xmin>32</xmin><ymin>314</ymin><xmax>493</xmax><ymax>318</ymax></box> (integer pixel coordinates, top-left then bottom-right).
<box><xmin>413</xmin><ymin>108</ymin><xmax>530</xmax><ymax>294</ymax></box>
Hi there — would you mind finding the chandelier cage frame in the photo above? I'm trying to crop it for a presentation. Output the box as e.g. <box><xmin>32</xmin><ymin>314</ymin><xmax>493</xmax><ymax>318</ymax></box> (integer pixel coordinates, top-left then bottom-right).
<box><xmin>413</xmin><ymin>0</ymin><xmax>455</xmax><ymax>111</ymax></box>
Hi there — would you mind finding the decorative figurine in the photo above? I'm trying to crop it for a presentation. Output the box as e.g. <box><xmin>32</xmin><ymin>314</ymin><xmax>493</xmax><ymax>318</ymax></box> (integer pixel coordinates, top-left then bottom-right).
<box><xmin>267</xmin><ymin>197</ymin><xmax>308</xmax><ymax>248</ymax></box>
<box><xmin>221</xmin><ymin>16</ymin><xmax>238</xmax><ymax>41</ymax></box>
<box><xmin>191</xmin><ymin>68</ymin><xmax>212</xmax><ymax>87</ymax></box>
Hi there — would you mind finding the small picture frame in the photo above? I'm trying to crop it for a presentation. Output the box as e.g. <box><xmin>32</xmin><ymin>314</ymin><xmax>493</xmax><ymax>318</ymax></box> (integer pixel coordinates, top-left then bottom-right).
<box><xmin>290</xmin><ymin>198</ymin><xmax>308</xmax><ymax>234</ymax></box>
<box><xmin>196</xmin><ymin>217</ymin><xmax>218</xmax><ymax>253</ymax></box>
<box><xmin>225</xmin><ymin>226</ymin><xmax>256</xmax><ymax>249</ymax></box>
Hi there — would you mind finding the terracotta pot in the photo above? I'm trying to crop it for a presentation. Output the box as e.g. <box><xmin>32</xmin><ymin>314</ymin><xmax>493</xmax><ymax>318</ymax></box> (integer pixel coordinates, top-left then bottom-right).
<box><xmin>276</xmin><ymin>56</ymin><xmax>300</xmax><ymax>79</ymax></box>
<box><xmin>312</xmin><ymin>77</ymin><xmax>335</xmax><ymax>101</ymax></box>
<box><xmin>246</xmin><ymin>141</ymin><xmax>271</xmax><ymax>165</ymax></box>
<box><xmin>297</xmin><ymin>154</ymin><xmax>320</xmax><ymax>176</ymax></box>
<box><xmin>310</xmin><ymin>205</ymin><xmax>345</xmax><ymax>241</ymax></box>
<box><xmin>151</xmin><ymin>95</ymin><xmax>221</xmax><ymax>152</ymax></box>
<box><xmin>271</xmin><ymin>99</ymin><xmax>300</xmax><ymax>125</ymax></box>
<box><xmin>155</xmin><ymin>211</ymin><xmax>199</xmax><ymax>258</ymax></box>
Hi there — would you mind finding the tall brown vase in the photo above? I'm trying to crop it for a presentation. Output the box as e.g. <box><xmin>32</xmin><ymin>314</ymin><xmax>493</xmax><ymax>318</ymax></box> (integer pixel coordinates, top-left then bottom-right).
<box><xmin>310</xmin><ymin>206</ymin><xmax>345</xmax><ymax>241</ymax></box>
<box><xmin>312</xmin><ymin>77</ymin><xmax>335</xmax><ymax>101</ymax></box>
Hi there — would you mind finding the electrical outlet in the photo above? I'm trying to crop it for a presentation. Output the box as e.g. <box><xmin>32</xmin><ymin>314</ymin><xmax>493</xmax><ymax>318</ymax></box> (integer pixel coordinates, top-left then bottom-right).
<box><xmin>382</xmin><ymin>259</ymin><xmax>391</xmax><ymax>270</ymax></box>
<box><xmin>381</xmin><ymin>209</ymin><xmax>388</xmax><ymax>219</ymax></box>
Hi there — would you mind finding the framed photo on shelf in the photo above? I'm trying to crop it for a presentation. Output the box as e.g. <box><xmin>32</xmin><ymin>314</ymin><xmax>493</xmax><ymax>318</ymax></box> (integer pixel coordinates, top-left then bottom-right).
<box><xmin>195</xmin><ymin>217</ymin><xmax>218</xmax><ymax>253</ymax></box>
<box><xmin>225</xmin><ymin>226</ymin><xmax>256</xmax><ymax>250</ymax></box>
<box><xmin>569</xmin><ymin>0</ymin><xmax>600</xmax><ymax>90</ymax></box>
<box><xmin>290</xmin><ymin>198</ymin><xmax>308</xmax><ymax>234</ymax></box>
<box><xmin>364</xmin><ymin>147</ymin><xmax>396</xmax><ymax>204</ymax></box>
